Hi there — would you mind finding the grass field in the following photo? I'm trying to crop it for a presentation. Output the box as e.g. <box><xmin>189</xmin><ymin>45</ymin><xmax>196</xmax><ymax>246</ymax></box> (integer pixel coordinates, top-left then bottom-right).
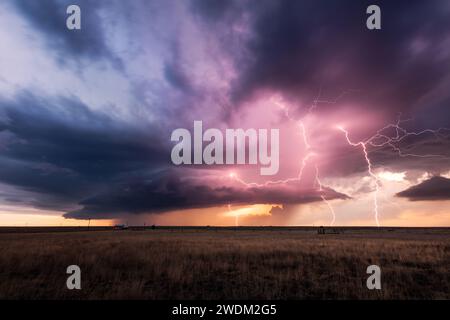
<box><xmin>0</xmin><ymin>227</ymin><xmax>448</xmax><ymax>299</ymax></box>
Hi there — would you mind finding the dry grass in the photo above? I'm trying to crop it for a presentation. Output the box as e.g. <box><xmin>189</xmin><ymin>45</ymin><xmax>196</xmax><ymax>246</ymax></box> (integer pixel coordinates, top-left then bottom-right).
<box><xmin>0</xmin><ymin>228</ymin><xmax>448</xmax><ymax>299</ymax></box>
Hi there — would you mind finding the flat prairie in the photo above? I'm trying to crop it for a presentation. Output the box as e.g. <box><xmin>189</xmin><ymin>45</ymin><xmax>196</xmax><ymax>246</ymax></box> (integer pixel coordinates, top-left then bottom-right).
<box><xmin>0</xmin><ymin>227</ymin><xmax>448</xmax><ymax>299</ymax></box>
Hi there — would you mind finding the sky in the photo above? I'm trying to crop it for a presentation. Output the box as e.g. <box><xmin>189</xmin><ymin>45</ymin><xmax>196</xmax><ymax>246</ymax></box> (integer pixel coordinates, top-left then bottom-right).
<box><xmin>0</xmin><ymin>0</ymin><xmax>449</xmax><ymax>227</ymax></box>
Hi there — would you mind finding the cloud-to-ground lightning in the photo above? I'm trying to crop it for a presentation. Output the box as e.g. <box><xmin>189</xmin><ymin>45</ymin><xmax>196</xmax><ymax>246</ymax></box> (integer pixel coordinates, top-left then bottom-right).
<box><xmin>336</xmin><ymin>114</ymin><xmax>450</xmax><ymax>226</ymax></box>
<box><xmin>228</xmin><ymin>99</ymin><xmax>315</xmax><ymax>188</ymax></box>
<box><xmin>228</xmin><ymin>89</ymin><xmax>449</xmax><ymax>227</ymax></box>
<box><xmin>309</xmin><ymin>88</ymin><xmax>449</xmax><ymax>226</ymax></box>
<box><xmin>315</xmin><ymin>165</ymin><xmax>336</xmax><ymax>226</ymax></box>
<box><xmin>338</xmin><ymin>126</ymin><xmax>381</xmax><ymax>226</ymax></box>
<box><xmin>228</xmin><ymin>94</ymin><xmax>338</xmax><ymax>225</ymax></box>
<box><xmin>227</xmin><ymin>204</ymin><xmax>239</xmax><ymax>227</ymax></box>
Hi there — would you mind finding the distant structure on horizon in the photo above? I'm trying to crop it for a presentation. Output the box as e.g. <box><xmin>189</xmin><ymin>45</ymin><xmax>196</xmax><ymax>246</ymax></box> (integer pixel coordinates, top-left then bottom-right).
<box><xmin>318</xmin><ymin>226</ymin><xmax>341</xmax><ymax>235</ymax></box>
<box><xmin>113</xmin><ymin>224</ymin><xmax>128</xmax><ymax>230</ymax></box>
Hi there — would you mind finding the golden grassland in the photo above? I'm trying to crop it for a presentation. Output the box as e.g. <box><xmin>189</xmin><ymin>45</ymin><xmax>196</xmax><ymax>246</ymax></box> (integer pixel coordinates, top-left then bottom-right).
<box><xmin>0</xmin><ymin>227</ymin><xmax>448</xmax><ymax>299</ymax></box>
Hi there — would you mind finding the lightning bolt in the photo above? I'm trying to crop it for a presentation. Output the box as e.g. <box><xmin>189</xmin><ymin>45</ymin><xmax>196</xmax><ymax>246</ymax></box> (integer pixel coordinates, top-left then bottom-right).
<box><xmin>228</xmin><ymin>100</ymin><xmax>315</xmax><ymax>188</ymax></box>
<box><xmin>227</xmin><ymin>204</ymin><xmax>239</xmax><ymax>227</ymax></box>
<box><xmin>228</xmin><ymin>94</ymin><xmax>337</xmax><ymax>226</ymax></box>
<box><xmin>309</xmin><ymin>87</ymin><xmax>360</xmax><ymax>113</ymax></box>
<box><xmin>227</xmin><ymin>90</ymin><xmax>450</xmax><ymax>227</ymax></box>
<box><xmin>338</xmin><ymin>126</ymin><xmax>381</xmax><ymax>227</ymax></box>
<box><xmin>337</xmin><ymin>114</ymin><xmax>450</xmax><ymax>227</ymax></box>
<box><xmin>308</xmin><ymin>91</ymin><xmax>448</xmax><ymax>226</ymax></box>
<box><xmin>315</xmin><ymin>165</ymin><xmax>336</xmax><ymax>226</ymax></box>
<box><xmin>366</xmin><ymin>115</ymin><xmax>450</xmax><ymax>160</ymax></box>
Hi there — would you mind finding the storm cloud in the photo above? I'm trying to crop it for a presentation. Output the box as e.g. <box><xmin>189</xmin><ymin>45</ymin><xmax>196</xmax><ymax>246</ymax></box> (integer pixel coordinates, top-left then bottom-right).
<box><xmin>0</xmin><ymin>92</ymin><xmax>168</xmax><ymax>210</ymax></box>
<box><xmin>0</xmin><ymin>0</ymin><xmax>449</xmax><ymax>221</ymax></box>
<box><xmin>65</xmin><ymin>169</ymin><xmax>349</xmax><ymax>219</ymax></box>
<box><xmin>10</xmin><ymin>0</ymin><xmax>122</xmax><ymax>68</ymax></box>
<box><xmin>397</xmin><ymin>176</ymin><xmax>450</xmax><ymax>201</ymax></box>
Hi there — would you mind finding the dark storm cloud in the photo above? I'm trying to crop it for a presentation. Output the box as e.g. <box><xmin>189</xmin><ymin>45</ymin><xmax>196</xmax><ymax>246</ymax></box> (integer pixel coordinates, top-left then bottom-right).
<box><xmin>0</xmin><ymin>92</ymin><xmax>168</xmax><ymax>176</ymax></box>
<box><xmin>0</xmin><ymin>91</ymin><xmax>349</xmax><ymax>219</ymax></box>
<box><xmin>0</xmin><ymin>92</ymin><xmax>168</xmax><ymax>210</ymax></box>
<box><xmin>396</xmin><ymin>176</ymin><xmax>450</xmax><ymax>201</ymax></box>
<box><xmin>162</xmin><ymin>38</ymin><xmax>191</xmax><ymax>92</ymax></box>
<box><xmin>190</xmin><ymin>0</ymin><xmax>241</xmax><ymax>23</ymax></box>
<box><xmin>230</xmin><ymin>0</ymin><xmax>450</xmax><ymax>118</ymax></box>
<box><xmin>164</xmin><ymin>61</ymin><xmax>192</xmax><ymax>93</ymax></box>
<box><xmin>11</xmin><ymin>0</ymin><xmax>122</xmax><ymax>68</ymax></box>
<box><xmin>65</xmin><ymin>169</ymin><xmax>349</xmax><ymax>219</ymax></box>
